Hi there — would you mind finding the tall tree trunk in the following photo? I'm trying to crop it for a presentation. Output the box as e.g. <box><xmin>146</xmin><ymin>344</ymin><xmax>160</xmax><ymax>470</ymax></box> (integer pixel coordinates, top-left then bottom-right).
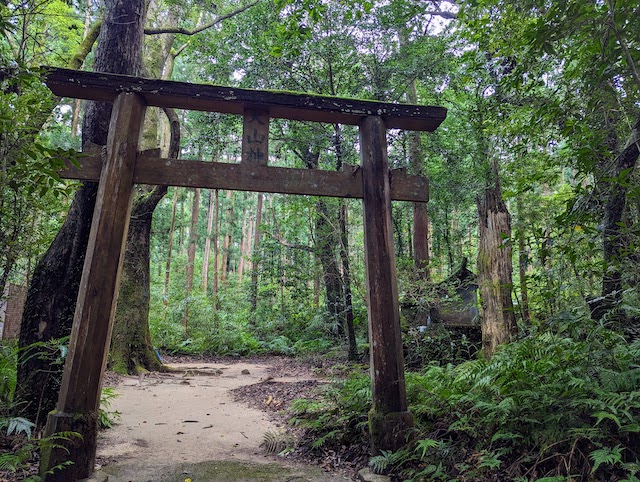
<box><xmin>109</xmin><ymin>188</ymin><xmax>166</xmax><ymax>375</ymax></box>
<box><xmin>15</xmin><ymin>0</ymin><xmax>145</xmax><ymax>426</ymax></box>
<box><xmin>69</xmin><ymin>0</ymin><xmax>93</xmax><ymax>138</ymax></box>
<box><xmin>108</xmin><ymin>1</ymin><xmax>180</xmax><ymax>372</ymax></box>
<box><xmin>477</xmin><ymin>161</ymin><xmax>517</xmax><ymax>357</ymax></box>
<box><xmin>316</xmin><ymin>199</ymin><xmax>344</xmax><ymax>337</ymax></box>
<box><xmin>443</xmin><ymin>210</ymin><xmax>454</xmax><ymax>273</ymax></box>
<box><xmin>339</xmin><ymin>202</ymin><xmax>358</xmax><ymax>360</ymax></box>
<box><xmin>110</xmin><ymin>107</ymin><xmax>179</xmax><ymax>375</ymax></box>
<box><xmin>213</xmin><ymin>190</ymin><xmax>220</xmax><ymax>300</ymax></box>
<box><xmin>221</xmin><ymin>191</ymin><xmax>234</xmax><ymax>280</ymax></box>
<box><xmin>202</xmin><ymin>190</ymin><xmax>215</xmax><ymax>294</ymax></box>
<box><xmin>183</xmin><ymin>187</ymin><xmax>201</xmax><ymax>332</ymax></box>
<box><xmin>313</xmin><ymin>261</ymin><xmax>321</xmax><ymax>308</ymax></box>
<box><xmin>302</xmin><ymin>147</ymin><xmax>344</xmax><ymax>337</ymax></box>
<box><xmin>164</xmin><ymin>188</ymin><xmax>179</xmax><ymax>305</ymax></box>
<box><xmin>599</xmin><ymin>115</ymin><xmax>640</xmax><ymax>315</ymax></box>
<box><xmin>333</xmin><ymin>125</ymin><xmax>357</xmax><ymax>359</ymax></box>
<box><xmin>407</xmin><ymin>80</ymin><xmax>430</xmax><ymax>280</ymax></box>
<box><xmin>249</xmin><ymin>193</ymin><xmax>263</xmax><ymax>320</ymax></box>
<box><xmin>238</xmin><ymin>197</ymin><xmax>248</xmax><ymax>282</ymax></box>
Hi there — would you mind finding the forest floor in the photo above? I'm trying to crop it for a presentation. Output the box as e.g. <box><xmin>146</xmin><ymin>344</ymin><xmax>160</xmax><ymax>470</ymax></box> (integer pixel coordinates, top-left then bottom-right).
<box><xmin>94</xmin><ymin>355</ymin><xmax>359</xmax><ymax>482</ymax></box>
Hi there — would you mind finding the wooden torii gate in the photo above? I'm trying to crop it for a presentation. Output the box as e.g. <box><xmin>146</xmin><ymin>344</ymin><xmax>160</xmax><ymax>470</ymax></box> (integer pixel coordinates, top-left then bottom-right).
<box><xmin>39</xmin><ymin>68</ymin><xmax>446</xmax><ymax>481</ymax></box>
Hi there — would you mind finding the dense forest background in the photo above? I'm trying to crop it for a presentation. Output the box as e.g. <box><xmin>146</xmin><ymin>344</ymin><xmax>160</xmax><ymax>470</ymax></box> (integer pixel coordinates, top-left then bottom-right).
<box><xmin>1</xmin><ymin>0</ymin><xmax>640</xmax><ymax>480</ymax></box>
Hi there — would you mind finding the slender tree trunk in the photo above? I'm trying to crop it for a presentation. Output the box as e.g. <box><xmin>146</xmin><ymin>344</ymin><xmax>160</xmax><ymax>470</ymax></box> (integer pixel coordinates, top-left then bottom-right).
<box><xmin>249</xmin><ymin>193</ymin><xmax>263</xmax><ymax>319</ymax></box>
<box><xmin>213</xmin><ymin>190</ymin><xmax>220</xmax><ymax>308</ymax></box>
<box><xmin>313</xmin><ymin>262</ymin><xmax>321</xmax><ymax>308</ymax></box>
<box><xmin>339</xmin><ymin>202</ymin><xmax>357</xmax><ymax>360</ymax></box>
<box><xmin>164</xmin><ymin>188</ymin><xmax>179</xmax><ymax>305</ymax></box>
<box><xmin>443</xmin><ymin>210</ymin><xmax>454</xmax><ymax>273</ymax></box>
<box><xmin>178</xmin><ymin>194</ymin><xmax>187</xmax><ymax>255</ymax></box>
<box><xmin>333</xmin><ymin>124</ymin><xmax>357</xmax><ymax>359</ymax></box>
<box><xmin>15</xmin><ymin>0</ymin><xmax>145</xmax><ymax>426</ymax></box>
<box><xmin>202</xmin><ymin>190</ymin><xmax>215</xmax><ymax>294</ymax></box>
<box><xmin>183</xmin><ymin>188</ymin><xmax>201</xmax><ymax>332</ymax></box>
<box><xmin>69</xmin><ymin>0</ymin><xmax>92</xmax><ymax>138</ymax></box>
<box><xmin>316</xmin><ymin>199</ymin><xmax>344</xmax><ymax>336</ymax></box>
<box><xmin>393</xmin><ymin>208</ymin><xmax>404</xmax><ymax>257</ymax></box>
<box><xmin>238</xmin><ymin>202</ymin><xmax>248</xmax><ymax>281</ymax></box>
<box><xmin>247</xmin><ymin>218</ymin><xmax>254</xmax><ymax>273</ymax></box>
<box><xmin>477</xmin><ymin>161</ymin><xmax>517</xmax><ymax>357</ymax></box>
<box><xmin>221</xmin><ymin>191</ymin><xmax>234</xmax><ymax>280</ymax></box>
<box><xmin>301</xmin><ymin>147</ymin><xmax>344</xmax><ymax>336</ymax></box>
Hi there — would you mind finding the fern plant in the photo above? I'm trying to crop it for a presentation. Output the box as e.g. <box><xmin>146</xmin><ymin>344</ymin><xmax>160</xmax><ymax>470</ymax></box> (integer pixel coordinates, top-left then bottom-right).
<box><xmin>99</xmin><ymin>386</ymin><xmax>121</xmax><ymax>429</ymax></box>
<box><xmin>0</xmin><ymin>340</ymin><xmax>79</xmax><ymax>480</ymax></box>
<box><xmin>0</xmin><ymin>416</ymin><xmax>35</xmax><ymax>437</ymax></box>
<box><xmin>289</xmin><ymin>372</ymin><xmax>371</xmax><ymax>454</ymax></box>
<box><xmin>402</xmin><ymin>314</ymin><xmax>640</xmax><ymax>480</ymax></box>
<box><xmin>287</xmin><ymin>314</ymin><xmax>640</xmax><ymax>481</ymax></box>
<box><xmin>369</xmin><ymin>448</ymin><xmax>410</xmax><ymax>474</ymax></box>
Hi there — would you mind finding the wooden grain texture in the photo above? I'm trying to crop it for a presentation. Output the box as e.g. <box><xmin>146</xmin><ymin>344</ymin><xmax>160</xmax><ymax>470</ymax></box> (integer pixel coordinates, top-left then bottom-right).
<box><xmin>242</xmin><ymin>109</ymin><xmax>269</xmax><ymax>165</ymax></box>
<box><xmin>44</xmin><ymin>67</ymin><xmax>447</xmax><ymax>132</ymax></box>
<box><xmin>59</xmin><ymin>153</ymin><xmax>429</xmax><ymax>202</ymax></box>
<box><xmin>360</xmin><ymin>116</ymin><xmax>409</xmax><ymax>416</ymax></box>
<box><xmin>55</xmin><ymin>92</ymin><xmax>146</xmax><ymax>413</ymax></box>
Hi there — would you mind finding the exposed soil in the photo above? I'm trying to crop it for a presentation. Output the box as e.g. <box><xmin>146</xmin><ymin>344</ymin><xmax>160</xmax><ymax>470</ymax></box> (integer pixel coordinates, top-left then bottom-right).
<box><xmin>95</xmin><ymin>356</ymin><xmax>358</xmax><ymax>481</ymax></box>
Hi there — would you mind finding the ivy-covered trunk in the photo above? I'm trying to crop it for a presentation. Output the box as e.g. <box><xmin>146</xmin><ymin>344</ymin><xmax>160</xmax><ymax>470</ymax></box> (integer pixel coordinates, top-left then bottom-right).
<box><xmin>477</xmin><ymin>162</ymin><xmax>516</xmax><ymax>357</ymax></box>
<box><xmin>15</xmin><ymin>0</ymin><xmax>145</xmax><ymax>426</ymax></box>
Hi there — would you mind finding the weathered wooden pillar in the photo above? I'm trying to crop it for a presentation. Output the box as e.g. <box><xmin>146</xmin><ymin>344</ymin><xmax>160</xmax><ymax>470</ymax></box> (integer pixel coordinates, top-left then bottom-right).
<box><xmin>40</xmin><ymin>93</ymin><xmax>147</xmax><ymax>481</ymax></box>
<box><xmin>359</xmin><ymin>115</ymin><xmax>413</xmax><ymax>453</ymax></box>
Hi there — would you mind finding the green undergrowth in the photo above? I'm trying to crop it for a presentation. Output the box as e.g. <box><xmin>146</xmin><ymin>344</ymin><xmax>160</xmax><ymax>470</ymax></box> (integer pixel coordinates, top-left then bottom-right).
<box><xmin>0</xmin><ymin>341</ymin><xmax>105</xmax><ymax>480</ymax></box>
<box><xmin>289</xmin><ymin>314</ymin><xmax>640</xmax><ymax>481</ymax></box>
<box><xmin>150</xmin><ymin>288</ymin><xmax>365</xmax><ymax>357</ymax></box>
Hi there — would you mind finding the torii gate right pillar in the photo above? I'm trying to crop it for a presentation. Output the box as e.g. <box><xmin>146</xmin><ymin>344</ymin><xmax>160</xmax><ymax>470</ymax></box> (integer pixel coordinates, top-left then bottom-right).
<box><xmin>359</xmin><ymin>116</ymin><xmax>413</xmax><ymax>453</ymax></box>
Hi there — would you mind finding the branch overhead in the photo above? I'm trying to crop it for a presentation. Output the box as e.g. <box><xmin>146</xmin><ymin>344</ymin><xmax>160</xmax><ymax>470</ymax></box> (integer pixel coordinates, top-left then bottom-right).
<box><xmin>144</xmin><ymin>1</ymin><xmax>260</xmax><ymax>36</ymax></box>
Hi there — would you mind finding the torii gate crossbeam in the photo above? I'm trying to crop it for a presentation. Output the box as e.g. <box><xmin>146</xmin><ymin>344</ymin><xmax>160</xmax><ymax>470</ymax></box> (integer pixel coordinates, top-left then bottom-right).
<box><xmin>38</xmin><ymin>68</ymin><xmax>446</xmax><ymax>481</ymax></box>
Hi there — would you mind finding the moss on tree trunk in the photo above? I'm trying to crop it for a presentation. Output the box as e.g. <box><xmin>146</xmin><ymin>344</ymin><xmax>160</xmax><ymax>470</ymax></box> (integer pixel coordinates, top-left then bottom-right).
<box><xmin>110</xmin><ymin>190</ymin><xmax>167</xmax><ymax>375</ymax></box>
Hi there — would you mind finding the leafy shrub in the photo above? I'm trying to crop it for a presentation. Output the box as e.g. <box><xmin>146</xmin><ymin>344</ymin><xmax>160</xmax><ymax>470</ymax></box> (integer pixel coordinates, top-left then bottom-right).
<box><xmin>261</xmin><ymin>335</ymin><xmax>296</xmax><ymax>355</ymax></box>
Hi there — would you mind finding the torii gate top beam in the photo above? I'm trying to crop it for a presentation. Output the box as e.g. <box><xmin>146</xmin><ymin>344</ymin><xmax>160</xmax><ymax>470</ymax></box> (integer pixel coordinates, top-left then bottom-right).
<box><xmin>45</xmin><ymin>68</ymin><xmax>447</xmax><ymax>132</ymax></box>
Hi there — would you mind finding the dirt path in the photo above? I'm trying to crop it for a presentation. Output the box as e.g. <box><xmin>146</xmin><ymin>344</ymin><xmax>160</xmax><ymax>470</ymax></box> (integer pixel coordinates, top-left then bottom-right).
<box><xmin>95</xmin><ymin>360</ymin><xmax>354</xmax><ymax>482</ymax></box>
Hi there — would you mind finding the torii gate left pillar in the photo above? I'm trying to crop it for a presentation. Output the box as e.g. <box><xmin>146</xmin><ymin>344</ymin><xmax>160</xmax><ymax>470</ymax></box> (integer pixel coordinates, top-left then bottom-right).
<box><xmin>40</xmin><ymin>93</ymin><xmax>146</xmax><ymax>481</ymax></box>
<box><xmin>40</xmin><ymin>68</ymin><xmax>446</xmax><ymax>480</ymax></box>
